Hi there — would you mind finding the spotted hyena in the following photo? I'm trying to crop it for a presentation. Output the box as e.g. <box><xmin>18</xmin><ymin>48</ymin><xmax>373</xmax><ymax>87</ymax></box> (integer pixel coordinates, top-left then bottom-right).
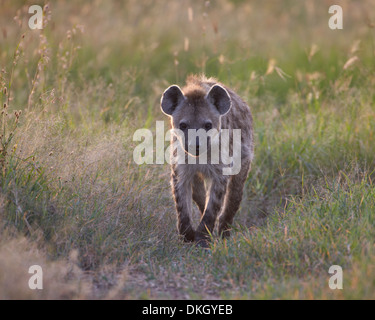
<box><xmin>160</xmin><ymin>75</ymin><xmax>254</xmax><ymax>247</ymax></box>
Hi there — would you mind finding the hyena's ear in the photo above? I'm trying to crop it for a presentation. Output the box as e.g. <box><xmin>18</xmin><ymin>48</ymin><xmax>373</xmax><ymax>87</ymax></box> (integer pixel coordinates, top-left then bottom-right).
<box><xmin>160</xmin><ymin>85</ymin><xmax>186</xmax><ymax>116</ymax></box>
<box><xmin>206</xmin><ymin>84</ymin><xmax>232</xmax><ymax>115</ymax></box>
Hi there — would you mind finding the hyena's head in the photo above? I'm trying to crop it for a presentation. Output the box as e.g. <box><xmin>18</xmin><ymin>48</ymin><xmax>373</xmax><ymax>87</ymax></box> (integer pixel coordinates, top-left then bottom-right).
<box><xmin>160</xmin><ymin>84</ymin><xmax>231</xmax><ymax>156</ymax></box>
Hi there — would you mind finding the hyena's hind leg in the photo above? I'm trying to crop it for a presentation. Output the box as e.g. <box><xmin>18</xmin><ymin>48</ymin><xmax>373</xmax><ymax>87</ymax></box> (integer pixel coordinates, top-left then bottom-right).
<box><xmin>218</xmin><ymin>159</ymin><xmax>251</xmax><ymax>239</ymax></box>
<box><xmin>192</xmin><ymin>174</ymin><xmax>206</xmax><ymax>216</ymax></box>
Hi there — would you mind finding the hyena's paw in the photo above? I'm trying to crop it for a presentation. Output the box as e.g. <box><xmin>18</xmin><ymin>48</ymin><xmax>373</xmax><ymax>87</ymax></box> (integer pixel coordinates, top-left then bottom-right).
<box><xmin>195</xmin><ymin>238</ymin><xmax>210</xmax><ymax>249</ymax></box>
<box><xmin>194</xmin><ymin>231</ymin><xmax>212</xmax><ymax>249</ymax></box>
<box><xmin>218</xmin><ymin>222</ymin><xmax>232</xmax><ymax>239</ymax></box>
<box><xmin>179</xmin><ymin>224</ymin><xmax>195</xmax><ymax>242</ymax></box>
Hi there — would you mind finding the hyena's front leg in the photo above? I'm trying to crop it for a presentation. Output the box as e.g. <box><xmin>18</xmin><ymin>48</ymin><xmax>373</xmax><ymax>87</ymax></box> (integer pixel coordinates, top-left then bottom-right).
<box><xmin>218</xmin><ymin>159</ymin><xmax>251</xmax><ymax>238</ymax></box>
<box><xmin>171</xmin><ymin>167</ymin><xmax>195</xmax><ymax>242</ymax></box>
<box><xmin>195</xmin><ymin>175</ymin><xmax>228</xmax><ymax>247</ymax></box>
<box><xmin>192</xmin><ymin>174</ymin><xmax>206</xmax><ymax>216</ymax></box>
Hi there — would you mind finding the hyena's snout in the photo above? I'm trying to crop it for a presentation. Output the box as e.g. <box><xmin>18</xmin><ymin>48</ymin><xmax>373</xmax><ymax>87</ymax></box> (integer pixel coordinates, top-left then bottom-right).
<box><xmin>185</xmin><ymin>130</ymin><xmax>212</xmax><ymax>157</ymax></box>
<box><xmin>187</xmin><ymin>135</ymin><xmax>205</xmax><ymax>156</ymax></box>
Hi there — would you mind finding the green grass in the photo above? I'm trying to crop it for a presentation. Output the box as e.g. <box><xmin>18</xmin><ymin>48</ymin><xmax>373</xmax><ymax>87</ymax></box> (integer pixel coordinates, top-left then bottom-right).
<box><xmin>0</xmin><ymin>0</ymin><xmax>374</xmax><ymax>299</ymax></box>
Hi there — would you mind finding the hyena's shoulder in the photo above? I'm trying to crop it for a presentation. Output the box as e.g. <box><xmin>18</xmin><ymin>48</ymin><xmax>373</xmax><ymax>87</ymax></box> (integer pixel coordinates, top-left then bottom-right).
<box><xmin>222</xmin><ymin>86</ymin><xmax>253</xmax><ymax>131</ymax></box>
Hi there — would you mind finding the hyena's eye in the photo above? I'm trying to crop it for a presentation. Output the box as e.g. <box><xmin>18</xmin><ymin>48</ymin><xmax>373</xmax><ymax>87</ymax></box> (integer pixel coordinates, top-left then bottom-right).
<box><xmin>204</xmin><ymin>121</ymin><xmax>212</xmax><ymax>130</ymax></box>
<box><xmin>179</xmin><ymin>122</ymin><xmax>188</xmax><ymax>130</ymax></box>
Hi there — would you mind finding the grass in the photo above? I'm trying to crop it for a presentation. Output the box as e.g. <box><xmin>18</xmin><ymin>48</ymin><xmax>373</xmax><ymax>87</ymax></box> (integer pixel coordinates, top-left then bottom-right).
<box><xmin>0</xmin><ymin>0</ymin><xmax>374</xmax><ymax>299</ymax></box>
